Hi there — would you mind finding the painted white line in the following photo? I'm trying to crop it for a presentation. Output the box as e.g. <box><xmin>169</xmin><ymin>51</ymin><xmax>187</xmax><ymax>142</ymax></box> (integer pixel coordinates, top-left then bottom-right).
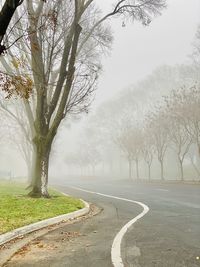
<box><xmin>111</xmin><ymin>201</ymin><xmax>149</xmax><ymax>267</ymax></box>
<box><xmin>69</xmin><ymin>186</ymin><xmax>149</xmax><ymax>267</ymax></box>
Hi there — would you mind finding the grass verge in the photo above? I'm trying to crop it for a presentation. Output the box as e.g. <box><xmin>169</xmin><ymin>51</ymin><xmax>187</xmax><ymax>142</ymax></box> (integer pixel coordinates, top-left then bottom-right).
<box><xmin>0</xmin><ymin>180</ymin><xmax>84</xmax><ymax>234</ymax></box>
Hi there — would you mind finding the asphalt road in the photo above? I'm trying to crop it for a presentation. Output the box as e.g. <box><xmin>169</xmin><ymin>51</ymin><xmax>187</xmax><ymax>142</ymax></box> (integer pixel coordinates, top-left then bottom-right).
<box><xmin>5</xmin><ymin>177</ymin><xmax>200</xmax><ymax>267</ymax></box>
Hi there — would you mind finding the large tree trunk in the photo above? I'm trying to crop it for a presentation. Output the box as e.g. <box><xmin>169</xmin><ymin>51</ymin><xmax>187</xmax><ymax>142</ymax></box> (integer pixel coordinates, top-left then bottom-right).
<box><xmin>28</xmin><ymin>138</ymin><xmax>51</xmax><ymax>198</ymax></box>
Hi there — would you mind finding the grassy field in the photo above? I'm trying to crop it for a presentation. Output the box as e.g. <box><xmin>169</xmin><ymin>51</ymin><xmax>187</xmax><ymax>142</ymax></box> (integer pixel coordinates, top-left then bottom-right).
<box><xmin>0</xmin><ymin>180</ymin><xmax>84</xmax><ymax>234</ymax></box>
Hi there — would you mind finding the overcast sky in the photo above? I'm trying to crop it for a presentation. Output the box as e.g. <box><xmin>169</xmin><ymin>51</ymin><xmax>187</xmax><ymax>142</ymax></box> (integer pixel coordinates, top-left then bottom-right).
<box><xmin>2</xmin><ymin>0</ymin><xmax>200</xmax><ymax>174</ymax></box>
<box><xmin>93</xmin><ymin>0</ymin><xmax>200</xmax><ymax>107</ymax></box>
<box><xmin>53</xmin><ymin>0</ymin><xmax>200</xmax><ymax>161</ymax></box>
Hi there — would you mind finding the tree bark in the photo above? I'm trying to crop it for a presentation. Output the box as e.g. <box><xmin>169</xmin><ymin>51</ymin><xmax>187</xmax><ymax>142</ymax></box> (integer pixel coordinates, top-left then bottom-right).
<box><xmin>28</xmin><ymin>137</ymin><xmax>51</xmax><ymax>198</ymax></box>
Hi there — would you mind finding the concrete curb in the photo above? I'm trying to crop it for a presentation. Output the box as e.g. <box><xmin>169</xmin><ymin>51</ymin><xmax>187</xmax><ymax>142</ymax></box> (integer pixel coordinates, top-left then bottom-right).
<box><xmin>0</xmin><ymin>195</ymin><xmax>90</xmax><ymax>246</ymax></box>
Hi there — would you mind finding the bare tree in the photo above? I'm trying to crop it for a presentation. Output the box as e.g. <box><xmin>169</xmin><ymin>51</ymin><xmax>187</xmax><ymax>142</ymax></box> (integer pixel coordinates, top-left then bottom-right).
<box><xmin>147</xmin><ymin>108</ymin><xmax>168</xmax><ymax>180</ymax></box>
<box><xmin>0</xmin><ymin>0</ymin><xmax>166</xmax><ymax>197</ymax></box>
<box><xmin>116</xmin><ymin>117</ymin><xmax>142</xmax><ymax>180</ymax></box>
<box><xmin>163</xmin><ymin>93</ymin><xmax>193</xmax><ymax>180</ymax></box>
<box><xmin>164</xmin><ymin>86</ymin><xmax>200</xmax><ymax>177</ymax></box>
<box><xmin>116</xmin><ymin>128</ymin><xmax>134</xmax><ymax>180</ymax></box>
<box><xmin>142</xmin><ymin>130</ymin><xmax>154</xmax><ymax>180</ymax></box>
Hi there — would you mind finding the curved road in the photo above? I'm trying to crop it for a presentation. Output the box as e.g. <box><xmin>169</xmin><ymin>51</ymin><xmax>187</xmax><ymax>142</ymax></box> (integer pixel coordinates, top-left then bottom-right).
<box><xmin>5</xmin><ymin>177</ymin><xmax>200</xmax><ymax>267</ymax></box>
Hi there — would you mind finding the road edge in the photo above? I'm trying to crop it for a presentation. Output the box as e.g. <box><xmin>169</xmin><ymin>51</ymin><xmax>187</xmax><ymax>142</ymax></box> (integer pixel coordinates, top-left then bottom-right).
<box><xmin>68</xmin><ymin>186</ymin><xmax>150</xmax><ymax>267</ymax></box>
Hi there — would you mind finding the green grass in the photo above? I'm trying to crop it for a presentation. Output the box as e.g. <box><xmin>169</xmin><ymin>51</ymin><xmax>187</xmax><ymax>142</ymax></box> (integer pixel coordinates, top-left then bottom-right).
<box><xmin>0</xmin><ymin>180</ymin><xmax>84</xmax><ymax>234</ymax></box>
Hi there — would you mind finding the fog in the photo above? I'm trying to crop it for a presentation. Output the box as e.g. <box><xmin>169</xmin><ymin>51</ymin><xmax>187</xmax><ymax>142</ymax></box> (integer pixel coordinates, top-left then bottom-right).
<box><xmin>95</xmin><ymin>0</ymin><xmax>200</xmax><ymax>105</ymax></box>
<box><xmin>0</xmin><ymin>0</ymin><xmax>200</xmax><ymax>184</ymax></box>
<box><xmin>1</xmin><ymin>2</ymin><xmax>200</xmax><ymax>265</ymax></box>
<box><xmin>51</xmin><ymin>0</ymin><xmax>200</xmax><ymax>183</ymax></box>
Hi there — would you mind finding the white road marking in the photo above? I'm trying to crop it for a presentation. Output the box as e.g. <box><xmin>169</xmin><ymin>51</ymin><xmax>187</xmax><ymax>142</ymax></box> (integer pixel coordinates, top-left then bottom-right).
<box><xmin>69</xmin><ymin>186</ymin><xmax>149</xmax><ymax>267</ymax></box>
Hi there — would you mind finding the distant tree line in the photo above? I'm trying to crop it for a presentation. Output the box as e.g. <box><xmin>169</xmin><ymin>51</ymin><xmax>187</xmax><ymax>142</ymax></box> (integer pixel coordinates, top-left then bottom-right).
<box><xmin>65</xmin><ymin>25</ymin><xmax>200</xmax><ymax>181</ymax></box>
<box><xmin>115</xmin><ymin>85</ymin><xmax>200</xmax><ymax>181</ymax></box>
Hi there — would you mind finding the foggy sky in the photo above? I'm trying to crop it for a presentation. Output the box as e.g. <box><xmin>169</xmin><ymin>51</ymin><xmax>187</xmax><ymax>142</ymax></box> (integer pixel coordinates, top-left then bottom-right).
<box><xmin>51</xmin><ymin>0</ymin><xmax>200</xmax><ymax>172</ymax></box>
<box><xmin>56</xmin><ymin>0</ymin><xmax>200</xmax><ymax>155</ymax></box>
<box><xmin>95</xmin><ymin>0</ymin><xmax>200</xmax><ymax>106</ymax></box>
<box><xmin>1</xmin><ymin>0</ymin><xmax>200</xmax><ymax>176</ymax></box>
